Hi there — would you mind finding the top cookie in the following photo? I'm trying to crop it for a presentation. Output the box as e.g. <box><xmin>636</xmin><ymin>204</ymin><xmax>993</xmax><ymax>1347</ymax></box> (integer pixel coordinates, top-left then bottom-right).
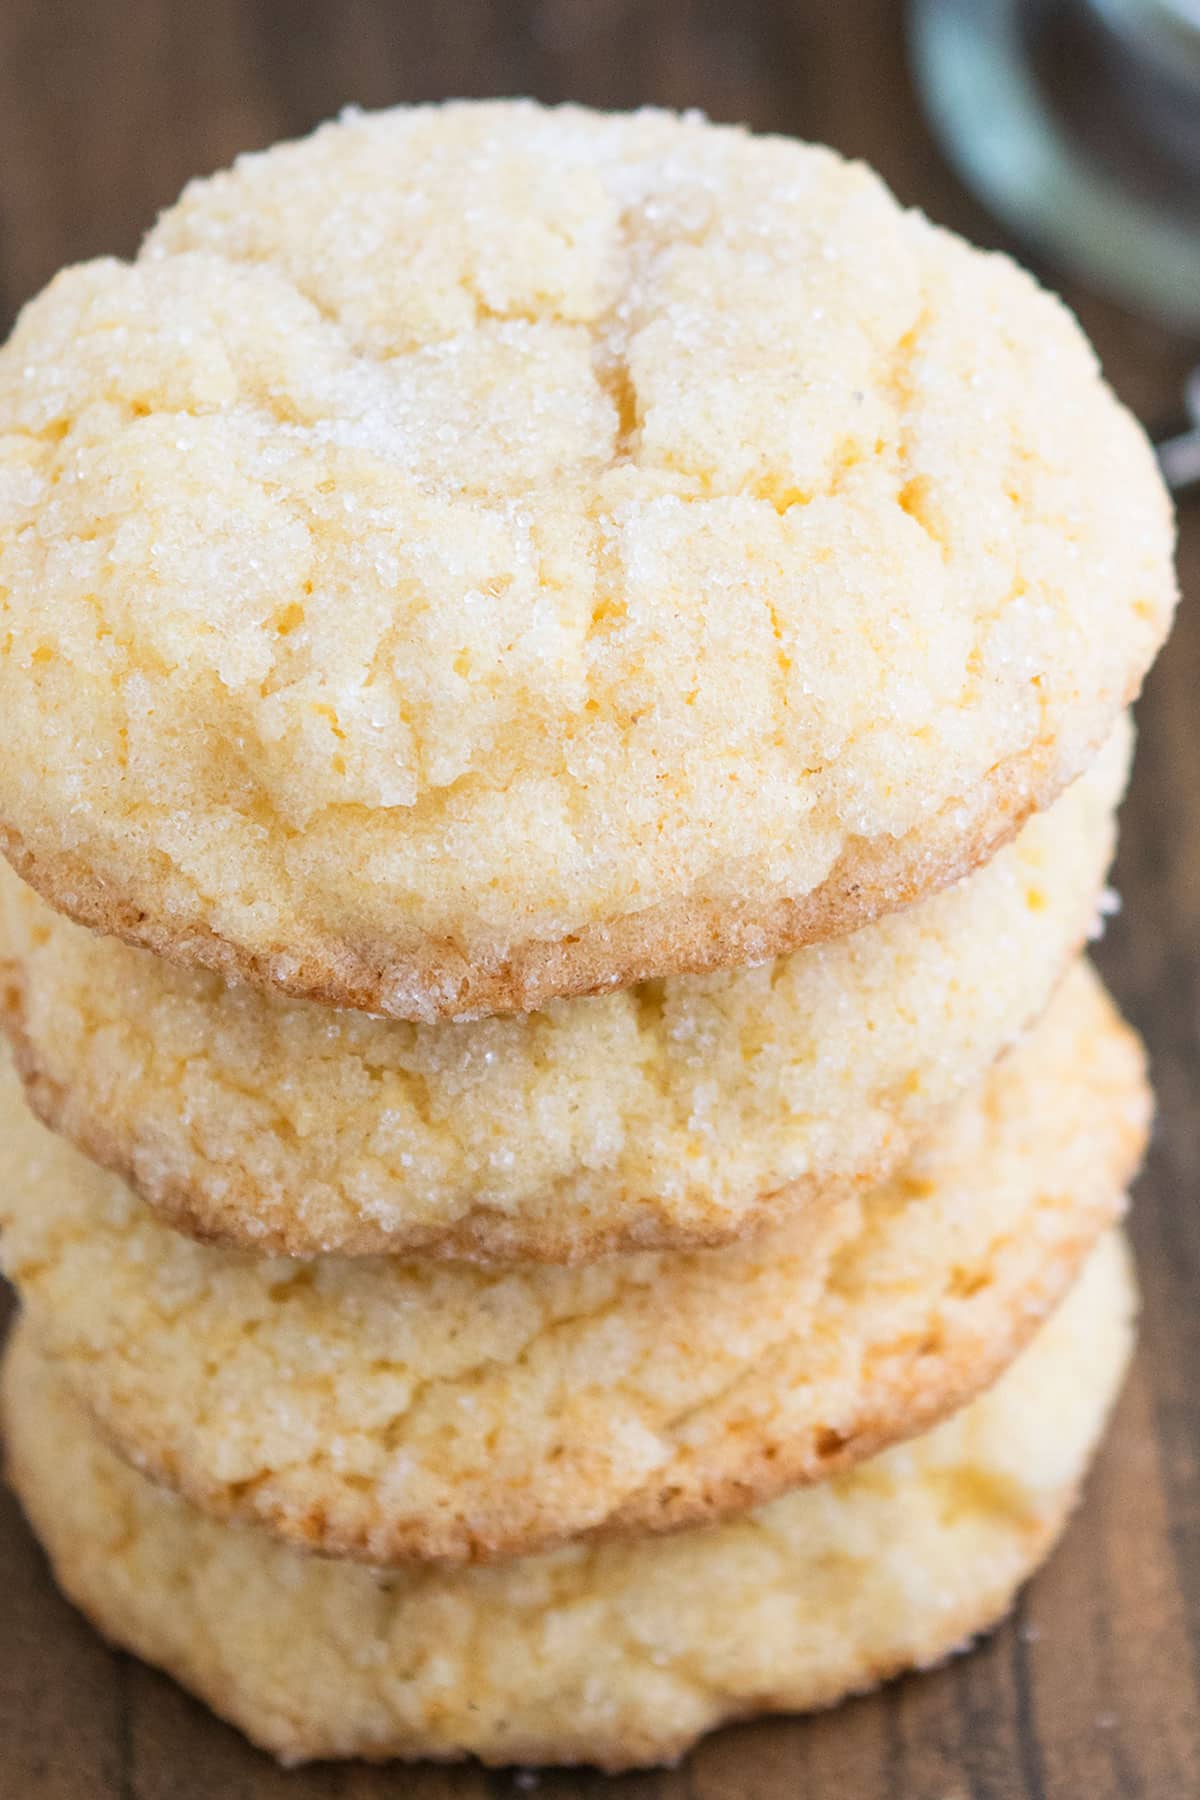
<box><xmin>0</xmin><ymin>102</ymin><xmax>1175</xmax><ymax>1020</ymax></box>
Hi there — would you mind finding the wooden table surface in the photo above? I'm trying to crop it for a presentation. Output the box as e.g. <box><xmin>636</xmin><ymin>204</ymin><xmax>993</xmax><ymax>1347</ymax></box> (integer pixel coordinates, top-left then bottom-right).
<box><xmin>0</xmin><ymin>2</ymin><xmax>1197</xmax><ymax>1796</ymax></box>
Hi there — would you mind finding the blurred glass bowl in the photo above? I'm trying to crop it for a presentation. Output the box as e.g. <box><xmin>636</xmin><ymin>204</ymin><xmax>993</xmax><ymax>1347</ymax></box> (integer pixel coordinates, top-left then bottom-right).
<box><xmin>909</xmin><ymin>0</ymin><xmax>1200</xmax><ymax>333</ymax></box>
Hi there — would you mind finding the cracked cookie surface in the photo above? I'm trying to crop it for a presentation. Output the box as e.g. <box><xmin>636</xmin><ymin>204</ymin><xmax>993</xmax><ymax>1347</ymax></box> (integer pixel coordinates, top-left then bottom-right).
<box><xmin>0</xmin><ymin>962</ymin><xmax>1148</xmax><ymax>1564</ymax></box>
<box><xmin>2</xmin><ymin>1231</ymin><xmax>1135</xmax><ymax>1769</ymax></box>
<box><xmin>0</xmin><ymin>102</ymin><xmax>1175</xmax><ymax>1018</ymax></box>
<box><xmin>0</xmin><ymin>725</ymin><xmax>1128</xmax><ymax>1261</ymax></box>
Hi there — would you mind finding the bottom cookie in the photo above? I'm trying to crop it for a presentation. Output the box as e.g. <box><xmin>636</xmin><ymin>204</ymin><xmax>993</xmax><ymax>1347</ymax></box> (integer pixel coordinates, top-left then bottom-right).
<box><xmin>3</xmin><ymin>1230</ymin><xmax>1134</xmax><ymax>1773</ymax></box>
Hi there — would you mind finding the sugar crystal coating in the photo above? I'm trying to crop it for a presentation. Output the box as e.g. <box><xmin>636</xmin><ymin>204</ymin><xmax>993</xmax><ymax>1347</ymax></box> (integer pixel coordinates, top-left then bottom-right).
<box><xmin>3</xmin><ymin>1231</ymin><xmax>1135</xmax><ymax>1769</ymax></box>
<box><xmin>0</xmin><ymin>724</ymin><xmax>1129</xmax><ymax>1261</ymax></box>
<box><xmin>0</xmin><ymin>102</ymin><xmax>1175</xmax><ymax>1016</ymax></box>
<box><xmin>0</xmin><ymin>964</ymin><xmax>1148</xmax><ymax>1563</ymax></box>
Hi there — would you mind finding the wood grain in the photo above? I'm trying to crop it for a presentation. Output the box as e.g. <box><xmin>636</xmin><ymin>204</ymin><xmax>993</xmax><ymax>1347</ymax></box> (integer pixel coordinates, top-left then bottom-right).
<box><xmin>0</xmin><ymin>3</ymin><xmax>1197</xmax><ymax>1795</ymax></box>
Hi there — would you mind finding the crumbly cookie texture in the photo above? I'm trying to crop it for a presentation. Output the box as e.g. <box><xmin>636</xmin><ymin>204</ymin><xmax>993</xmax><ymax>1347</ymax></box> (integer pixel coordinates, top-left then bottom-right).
<box><xmin>0</xmin><ymin>725</ymin><xmax>1129</xmax><ymax>1262</ymax></box>
<box><xmin>3</xmin><ymin>1232</ymin><xmax>1135</xmax><ymax>1770</ymax></box>
<box><xmin>0</xmin><ymin>963</ymin><xmax>1147</xmax><ymax>1565</ymax></box>
<box><xmin>0</xmin><ymin>102</ymin><xmax>1175</xmax><ymax>1020</ymax></box>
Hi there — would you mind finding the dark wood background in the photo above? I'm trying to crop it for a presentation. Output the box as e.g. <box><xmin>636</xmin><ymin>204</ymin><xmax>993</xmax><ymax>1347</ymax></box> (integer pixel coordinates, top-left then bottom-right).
<box><xmin>0</xmin><ymin>2</ymin><xmax>1197</xmax><ymax>1796</ymax></box>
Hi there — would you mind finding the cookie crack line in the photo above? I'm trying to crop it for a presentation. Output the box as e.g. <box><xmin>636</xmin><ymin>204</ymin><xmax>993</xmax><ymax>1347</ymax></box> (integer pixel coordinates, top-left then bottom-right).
<box><xmin>0</xmin><ymin>100</ymin><xmax>1174</xmax><ymax>1020</ymax></box>
<box><xmin>0</xmin><ymin>728</ymin><xmax>1132</xmax><ymax>1279</ymax></box>
<box><xmin>0</xmin><ymin>1232</ymin><xmax>1136</xmax><ymax>1769</ymax></box>
<box><xmin>0</xmin><ymin>962</ymin><xmax>1150</xmax><ymax>1567</ymax></box>
<box><xmin>0</xmin><ymin>740</ymin><xmax>1094</xmax><ymax>1027</ymax></box>
<box><xmin>8</xmin><ymin>245</ymin><xmax>943</xmax><ymax>520</ymax></box>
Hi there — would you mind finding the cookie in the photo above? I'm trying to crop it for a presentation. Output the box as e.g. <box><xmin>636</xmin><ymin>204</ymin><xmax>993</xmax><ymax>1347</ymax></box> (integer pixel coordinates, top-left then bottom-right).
<box><xmin>2</xmin><ymin>1230</ymin><xmax>1136</xmax><ymax>1770</ymax></box>
<box><xmin>0</xmin><ymin>962</ymin><xmax>1147</xmax><ymax>1564</ymax></box>
<box><xmin>0</xmin><ymin>103</ymin><xmax>1174</xmax><ymax>1021</ymax></box>
<box><xmin>0</xmin><ymin>721</ymin><xmax>1129</xmax><ymax>1263</ymax></box>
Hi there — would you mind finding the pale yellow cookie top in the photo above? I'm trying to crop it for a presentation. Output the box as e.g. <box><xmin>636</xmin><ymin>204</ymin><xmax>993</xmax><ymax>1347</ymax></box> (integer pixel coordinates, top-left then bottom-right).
<box><xmin>0</xmin><ymin>723</ymin><xmax>1128</xmax><ymax>1262</ymax></box>
<box><xmin>0</xmin><ymin>102</ymin><xmax>1175</xmax><ymax>1018</ymax></box>
<box><xmin>0</xmin><ymin>962</ymin><xmax>1148</xmax><ymax>1565</ymax></box>
<box><xmin>2</xmin><ymin>1231</ymin><xmax>1135</xmax><ymax>1770</ymax></box>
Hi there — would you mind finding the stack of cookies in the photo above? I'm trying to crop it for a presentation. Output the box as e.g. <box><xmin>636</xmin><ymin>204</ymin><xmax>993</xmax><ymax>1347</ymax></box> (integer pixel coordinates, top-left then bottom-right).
<box><xmin>0</xmin><ymin>103</ymin><xmax>1176</xmax><ymax>1772</ymax></box>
